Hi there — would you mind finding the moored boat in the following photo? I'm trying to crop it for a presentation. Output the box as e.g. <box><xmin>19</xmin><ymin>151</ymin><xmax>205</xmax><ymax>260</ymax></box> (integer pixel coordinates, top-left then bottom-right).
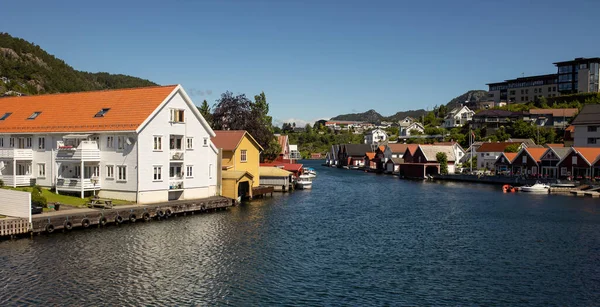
<box><xmin>296</xmin><ymin>174</ymin><xmax>313</xmax><ymax>189</ymax></box>
<box><xmin>520</xmin><ymin>181</ymin><xmax>550</xmax><ymax>193</ymax></box>
<box><xmin>303</xmin><ymin>167</ymin><xmax>317</xmax><ymax>178</ymax></box>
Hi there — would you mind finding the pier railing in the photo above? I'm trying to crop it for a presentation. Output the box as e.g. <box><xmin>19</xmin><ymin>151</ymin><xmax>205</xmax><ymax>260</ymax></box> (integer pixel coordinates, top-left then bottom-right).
<box><xmin>0</xmin><ymin>218</ymin><xmax>31</xmax><ymax>236</ymax></box>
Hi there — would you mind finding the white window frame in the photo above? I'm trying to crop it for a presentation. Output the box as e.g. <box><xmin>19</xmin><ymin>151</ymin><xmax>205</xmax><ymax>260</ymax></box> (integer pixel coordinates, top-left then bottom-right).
<box><xmin>522</xmin><ymin>156</ymin><xmax>527</xmax><ymax>164</ymax></box>
<box><xmin>117</xmin><ymin>165</ymin><xmax>127</xmax><ymax>181</ymax></box>
<box><xmin>0</xmin><ymin>137</ymin><xmax>3</xmax><ymax>147</ymax></box>
<box><xmin>37</xmin><ymin>163</ymin><xmax>46</xmax><ymax>178</ymax></box>
<box><xmin>572</xmin><ymin>156</ymin><xmax>577</xmax><ymax>164</ymax></box>
<box><xmin>38</xmin><ymin>137</ymin><xmax>45</xmax><ymax>150</ymax></box>
<box><xmin>107</xmin><ymin>136</ymin><xmax>114</xmax><ymax>148</ymax></box>
<box><xmin>186</xmin><ymin>137</ymin><xmax>193</xmax><ymax>150</ymax></box>
<box><xmin>9</xmin><ymin>137</ymin><xmax>14</xmax><ymax>148</ymax></box>
<box><xmin>241</xmin><ymin>149</ymin><xmax>248</xmax><ymax>163</ymax></box>
<box><xmin>153</xmin><ymin>136</ymin><xmax>163</xmax><ymax>151</ymax></box>
<box><xmin>106</xmin><ymin>165</ymin><xmax>114</xmax><ymax>179</ymax></box>
<box><xmin>186</xmin><ymin>165</ymin><xmax>193</xmax><ymax>178</ymax></box>
<box><xmin>26</xmin><ymin>137</ymin><xmax>32</xmax><ymax>148</ymax></box>
<box><xmin>170</xmin><ymin>109</ymin><xmax>185</xmax><ymax>123</ymax></box>
<box><xmin>117</xmin><ymin>136</ymin><xmax>125</xmax><ymax>151</ymax></box>
<box><xmin>153</xmin><ymin>165</ymin><xmax>162</xmax><ymax>181</ymax></box>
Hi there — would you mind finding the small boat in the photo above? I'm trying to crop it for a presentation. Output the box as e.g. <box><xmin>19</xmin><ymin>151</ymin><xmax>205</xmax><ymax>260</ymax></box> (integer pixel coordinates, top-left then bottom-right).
<box><xmin>296</xmin><ymin>174</ymin><xmax>313</xmax><ymax>189</ymax></box>
<box><xmin>303</xmin><ymin>167</ymin><xmax>317</xmax><ymax>178</ymax></box>
<box><xmin>520</xmin><ymin>181</ymin><xmax>550</xmax><ymax>193</ymax></box>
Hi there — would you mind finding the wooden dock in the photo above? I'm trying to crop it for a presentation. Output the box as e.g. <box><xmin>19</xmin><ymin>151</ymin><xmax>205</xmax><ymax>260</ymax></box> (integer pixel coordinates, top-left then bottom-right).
<box><xmin>1</xmin><ymin>196</ymin><xmax>232</xmax><ymax>239</ymax></box>
<box><xmin>252</xmin><ymin>186</ymin><xmax>275</xmax><ymax>198</ymax></box>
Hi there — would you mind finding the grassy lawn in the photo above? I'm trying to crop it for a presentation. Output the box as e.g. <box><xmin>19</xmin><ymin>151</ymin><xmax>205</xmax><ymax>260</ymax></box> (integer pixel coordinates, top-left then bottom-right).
<box><xmin>1</xmin><ymin>186</ymin><xmax>132</xmax><ymax>207</ymax></box>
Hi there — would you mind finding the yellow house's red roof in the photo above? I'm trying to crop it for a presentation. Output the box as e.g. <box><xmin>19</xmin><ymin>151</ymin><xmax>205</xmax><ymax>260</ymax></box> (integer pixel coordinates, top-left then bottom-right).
<box><xmin>0</xmin><ymin>85</ymin><xmax>177</xmax><ymax>133</ymax></box>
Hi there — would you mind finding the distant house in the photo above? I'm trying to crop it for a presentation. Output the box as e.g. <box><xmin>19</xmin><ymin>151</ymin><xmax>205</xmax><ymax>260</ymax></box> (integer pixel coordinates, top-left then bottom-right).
<box><xmin>401</xmin><ymin>144</ymin><xmax>420</xmax><ymax>163</ymax></box>
<box><xmin>570</xmin><ymin>104</ymin><xmax>600</xmax><ymax>147</ymax></box>
<box><xmin>338</xmin><ymin>144</ymin><xmax>373</xmax><ymax>168</ymax></box>
<box><xmin>385</xmin><ymin>158</ymin><xmax>404</xmax><ymax>174</ymax></box>
<box><xmin>259</xmin><ymin>167</ymin><xmax>293</xmax><ymax>191</ymax></box>
<box><xmin>400</xmin><ymin>122</ymin><xmax>425</xmax><ymax>137</ymax></box>
<box><xmin>556</xmin><ymin>147</ymin><xmax>600</xmax><ymax>179</ymax></box>
<box><xmin>212</xmin><ymin>130</ymin><xmax>262</xmax><ymax>201</ymax></box>
<box><xmin>494</xmin><ymin>152</ymin><xmax>518</xmax><ymax>174</ymax></box>
<box><xmin>475</xmin><ymin>142</ymin><xmax>523</xmax><ymax>170</ymax></box>
<box><xmin>364</xmin><ymin>146</ymin><xmax>386</xmax><ymax>171</ymax></box>
<box><xmin>399</xmin><ymin>145</ymin><xmax>459</xmax><ymax>178</ymax></box>
<box><xmin>510</xmin><ymin>147</ymin><xmax>548</xmax><ymax>176</ymax></box>
<box><xmin>364</xmin><ymin>128</ymin><xmax>388</xmax><ymax>145</ymax></box>
<box><xmin>529</xmin><ymin>108</ymin><xmax>578</xmax><ymax>128</ymax></box>
<box><xmin>461</xmin><ymin>141</ymin><xmax>484</xmax><ymax>164</ymax></box>
<box><xmin>325</xmin><ymin>144</ymin><xmax>340</xmax><ymax>166</ymax></box>
<box><xmin>387</xmin><ymin>143</ymin><xmax>410</xmax><ymax>159</ymax></box>
<box><xmin>564</xmin><ymin>125</ymin><xmax>575</xmax><ymax>147</ymax></box>
<box><xmin>539</xmin><ymin>147</ymin><xmax>571</xmax><ymax>178</ymax></box>
<box><xmin>442</xmin><ymin>106</ymin><xmax>475</xmax><ymax>128</ymax></box>
<box><xmin>471</xmin><ymin>110</ymin><xmax>528</xmax><ymax>130</ymax></box>
<box><xmin>310</xmin><ymin>153</ymin><xmax>322</xmax><ymax>159</ymax></box>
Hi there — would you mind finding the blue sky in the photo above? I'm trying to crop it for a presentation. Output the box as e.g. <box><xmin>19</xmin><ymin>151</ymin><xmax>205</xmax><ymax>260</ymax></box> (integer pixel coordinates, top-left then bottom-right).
<box><xmin>1</xmin><ymin>0</ymin><xmax>599</xmax><ymax>126</ymax></box>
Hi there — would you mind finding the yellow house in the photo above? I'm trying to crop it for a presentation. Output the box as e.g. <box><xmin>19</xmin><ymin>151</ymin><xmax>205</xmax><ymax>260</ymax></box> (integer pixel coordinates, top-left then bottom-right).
<box><xmin>212</xmin><ymin>130</ymin><xmax>263</xmax><ymax>201</ymax></box>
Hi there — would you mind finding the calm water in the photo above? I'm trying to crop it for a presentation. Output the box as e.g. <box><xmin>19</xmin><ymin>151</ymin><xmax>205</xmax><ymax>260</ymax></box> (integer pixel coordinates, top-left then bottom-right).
<box><xmin>1</xmin><ymin>160</ymin><xmax>600</xmax><ymax>306</ymax></box>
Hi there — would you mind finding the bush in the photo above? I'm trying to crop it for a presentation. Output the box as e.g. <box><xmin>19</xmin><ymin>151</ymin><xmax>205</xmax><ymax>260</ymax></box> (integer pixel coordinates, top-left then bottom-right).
<box><xmin>0</xmin><ymin>179</ymin><xmax>3</xmax><ymax>187</ymax></box>
<box><xmin>31</xmin><ymin>188</ymin><xmax>47</xmax><ymax>208</ymax></box>
<box><xmin>33</xmin><ymin>185</ymin><xmax>42</xmax><ymax>193</ymax></box>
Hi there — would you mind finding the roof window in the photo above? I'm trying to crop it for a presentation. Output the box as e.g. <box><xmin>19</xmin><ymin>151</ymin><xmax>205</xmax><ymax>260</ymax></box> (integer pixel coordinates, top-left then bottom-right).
<box><xmin>0</xmin><ymin>112</ymin><xmax>11</xmax><ymax>120</ymax></box>
<box><xmin>94</xmin><ymin>108</ymin><xmax>111</xmax><ymax>117</ymax></box>
<box><xmin>28</xmin><ymin>112</ymin><xmax>41</xmax><ymax>120</ymax></box>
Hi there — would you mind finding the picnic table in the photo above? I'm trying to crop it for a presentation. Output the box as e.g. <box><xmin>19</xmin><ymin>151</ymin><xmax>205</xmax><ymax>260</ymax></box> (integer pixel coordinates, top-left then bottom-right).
<box><xmin>87</xmin><ymin>198</ymin><xmax>113</xmax><ymax>209</ymax></box>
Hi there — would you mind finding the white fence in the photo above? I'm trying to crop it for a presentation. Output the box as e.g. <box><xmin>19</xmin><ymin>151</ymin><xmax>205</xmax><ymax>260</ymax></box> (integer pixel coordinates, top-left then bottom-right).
<box><xmin>0</xmin><ymin>189</ymin><xmax>32</xmax><ymax>222</ymax></box>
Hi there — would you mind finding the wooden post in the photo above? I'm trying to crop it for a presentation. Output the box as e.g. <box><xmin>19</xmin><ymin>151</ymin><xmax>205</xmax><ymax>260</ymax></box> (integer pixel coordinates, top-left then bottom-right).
<box><xmin>80</xmin><ymin>160</ymin><xmax>85</xmax><ymax>199</ymax></box>
<box><xmin>12</xmin><ymin>158</ymin><xmax>16</xmax><ymax>188</ymax></box>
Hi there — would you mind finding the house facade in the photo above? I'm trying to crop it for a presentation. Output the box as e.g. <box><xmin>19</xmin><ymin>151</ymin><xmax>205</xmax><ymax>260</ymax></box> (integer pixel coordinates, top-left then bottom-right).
<box><xmin>442</xmin><ymin>106</ymin><xmax>475</xmax><ymax>128</ymax></box>
<box><xmin>337</xmin><ymin>144</ymin><xmax>372</xmax><ymax>168</ymax></box>
<box><xmin>571</xmin><ymin>104</ymin><xmax>600</xmax><ymax>147</ymax></box>
<box><xmin>0</xmin><ymin>85</ymin><xmax>218</xmax><ymax>204</ymax></box>
<box><xmin>364</xmin><ymin>128</ymin><xmax>388</xmax><ymax>145</ymax></box>
<box><xmin>471</xmin><ymin>110</ymin><xmax>528</xmax><ymax>130</ymax></box>
<box><xmin>400</xmin><ymin>122</ymin><xmax>425</xmax><ymax>137</ymax></box>
<box><xmin>510</xmin><ymin>147</ymin><xmax>547</xmax><ymax>176</ymax></box>
<box><xmin>212</xmin><ymin>130</ymin><xmax>262</xmax><ymax>201</ymax></box>
<box><xmin>557</xmin><ymin>147</ymin><xmax>600</xmax><ymax>179</ymax></box>
<box><xmin>529</xmin><ymin>108</ymin><xmax>578</xmax><ymax>128</ymax></box>
<box><xmin>494</xmin><ymin>152</ymin><xmax>517</xmax><ymax>174</ymax></box>
<box><xmin>475</xmin><ymin>142</ymin><xmax>523</xmax><ymax>170</ymax></box>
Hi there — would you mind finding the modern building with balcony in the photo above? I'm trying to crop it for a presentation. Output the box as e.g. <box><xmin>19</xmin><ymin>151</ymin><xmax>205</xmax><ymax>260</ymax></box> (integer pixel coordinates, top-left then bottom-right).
<box><xmin>0</xmin><ymin>85</ymin><xmax>218</xmax><ymax>203</ymax></box>
<box><xmin>554</xmin><ymin>57</ymin><xmax>600</xmax><ymax>94</ymax></box>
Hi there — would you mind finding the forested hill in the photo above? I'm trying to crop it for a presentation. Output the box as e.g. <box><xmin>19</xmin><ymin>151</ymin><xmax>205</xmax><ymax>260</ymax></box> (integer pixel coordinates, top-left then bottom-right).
<box><xmin>330</xmin><ymin>90</ymin><xmax>488</xmax><ymax>123</ymax></box>
<box><xmin>0</xmin><ymin>32</ymin><xmax>157</xmax><ymax>96</ymax></box>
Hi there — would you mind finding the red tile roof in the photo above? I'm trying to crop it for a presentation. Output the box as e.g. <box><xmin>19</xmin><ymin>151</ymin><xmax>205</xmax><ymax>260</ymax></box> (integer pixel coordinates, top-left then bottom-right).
<box><xmin>406</xmin><ymin>144</ymin><xmax>419</xmax><ymax>155</ymax></box>
<box><xmin>525</xmin><ymin>147</ymin><xmax>548</xmax><ymax>162</ymax></box>
<box><xmin>504</xmin><ymin>152</ymin><xmax>518</xmax><ymax>162</ymax></box>
<box><xmin>477</xmin><ymin>142</ymin><xmax>521</xmax><ymax>152</ymax></box>
<box><xmin>212</xmin><ymin>130</ymin><xmax>263</xmax><ymax>151</ymax></box>
<box><xmin>387</xmin><ymin>143</ymin><xmax>409</xmax><ymax>153</ymax></box>
<box><xmin>0</xmin><ymin>85</ymin><xmax>178</xmax><ymax>133</ymax></box>
<box><xmin>365</xmin><ymin>152</ymin><xmax>375</xmax><ymax>159</ymax></box>
<box><xmin>260</xmin><ymin>162</ymin><xmax>303</xmax><ymax>172</ymax></box>
<box><xmin>573</xmin><ymin>147</ymin><xmax>600</xmax><ymax>165</ymax></box>
<box><xmin>529</xmin><ymin>108</ymin><xmax>578</xmax><ymax>117</ymax></box>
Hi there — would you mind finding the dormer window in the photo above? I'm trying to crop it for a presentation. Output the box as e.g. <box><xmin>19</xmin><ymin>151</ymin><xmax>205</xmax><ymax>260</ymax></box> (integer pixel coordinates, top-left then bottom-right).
<box><xmin>28</xmin><ymin>112</ymin><xmax>41</xmax><ymax>120</ymax></box>
<box><xmin>95</xmin><ymin>108</ymin><xmax>111</xmax><ymax>117</ymax></box>
<box><xmin>0</xmin><ymin>112</ymin><xmax>11</xmax><ymax>120</ymax></box>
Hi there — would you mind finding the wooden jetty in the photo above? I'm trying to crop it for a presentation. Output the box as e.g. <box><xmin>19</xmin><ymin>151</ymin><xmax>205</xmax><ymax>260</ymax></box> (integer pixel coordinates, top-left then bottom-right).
<box><xmin>0</xmin><ymin>196</ymin><xmax>232</xmax><ymax>239</ymax></box>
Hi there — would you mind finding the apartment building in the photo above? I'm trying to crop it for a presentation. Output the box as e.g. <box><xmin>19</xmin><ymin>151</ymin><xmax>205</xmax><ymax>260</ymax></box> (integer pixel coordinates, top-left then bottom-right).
<box><xmin>0</xmin><ymin>85</ymin><xmax>218</xmax><ymax>204</ymax></box>
<box><xmin>487</xmin><ymin>74</ymin><xmax>559</xmax><ymax>104</ymax></box>
<box><xmin>554</xmin><ymin>57</ymin><xmax>600</xmax><ymax>94</ymax></box>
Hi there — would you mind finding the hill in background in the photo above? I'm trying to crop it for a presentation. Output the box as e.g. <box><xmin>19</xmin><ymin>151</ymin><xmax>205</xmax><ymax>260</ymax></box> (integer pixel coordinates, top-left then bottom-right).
<box><xmin>331</xmin><ymin>90</ymin><xmax>488</xmax><ymax>123</ymax></box>
<box><xmin>0</xmin><ymin>32</ymin><xmax>157</xmax><ymax>96</ymax></box>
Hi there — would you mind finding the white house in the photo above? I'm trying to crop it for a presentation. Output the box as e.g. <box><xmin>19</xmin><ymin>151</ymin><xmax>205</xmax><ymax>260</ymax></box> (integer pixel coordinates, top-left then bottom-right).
<box><xmin>0</xmin><ymin>85</ymin><xmax>218</xmax><ymax>204</ymax></box>
<box><xmin>400</xmin><ymin>122</ymin><xmax>425</xmax><ymax>137</ymax></box>
<box><xmin>364</xmin><ymin>128</ymin><xmax>388</xmax><ymax>144</ymax></box>
<box><xmin>442</xmin><ymin>106</ymin><xmax>475</xmax><ymax>129</ymax></box>
<box><xmin>571</xmin><ymin>104</ymin><xmax>600</xmax><ymax>147</ymax></box>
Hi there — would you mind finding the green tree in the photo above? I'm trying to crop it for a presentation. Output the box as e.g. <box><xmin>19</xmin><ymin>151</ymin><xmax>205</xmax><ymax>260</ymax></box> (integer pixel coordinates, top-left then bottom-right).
<box><xmin>197</xmin><ymin>99</ymin><xmax>212</xmax><ymax>127</ymax></box>
<box><xmin>504</xmin><ymin>144</ymin><xmax>520</xmax><ymax>153</ymax></box>
<box><xmin>436</xmin><ymin>152</ymin><xmax>449</xmax><ymax>175</ymax></box>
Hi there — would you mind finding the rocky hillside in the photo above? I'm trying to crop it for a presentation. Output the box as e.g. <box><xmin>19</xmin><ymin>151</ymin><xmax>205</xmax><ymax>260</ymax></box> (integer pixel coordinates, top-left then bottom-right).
<box><xmin>0</xmin><ymin>32</ymin><xmax>157</xmax><ymax>96</ymax></box>
<box><xmin>331</xmin><ymin>90</ymin><xmax>488</xmax><ymax>123</ymax></box>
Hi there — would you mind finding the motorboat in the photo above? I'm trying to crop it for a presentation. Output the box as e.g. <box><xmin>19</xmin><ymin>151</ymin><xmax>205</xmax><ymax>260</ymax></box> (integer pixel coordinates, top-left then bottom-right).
<box><xmin>520</xmin><ymin>181</ymin><xmax>550</xmax><ymax>193</ymax></box>
<box><xmin>303</xmin><ymin>167</ymin><xmax>317</xmax><ymax>178</ymax></box>
<box><xmin>296</xmin><ymin>174</ymin><xmax>313</xmax><ymax>190</ymax></box>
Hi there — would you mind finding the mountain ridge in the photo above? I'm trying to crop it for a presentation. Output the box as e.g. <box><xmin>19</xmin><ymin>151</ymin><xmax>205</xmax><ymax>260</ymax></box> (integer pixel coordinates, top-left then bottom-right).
<box><xmin>330</xmin><ymin>90</ymin><xmax>488</xmax><ymax>123</ymax></box>
<box><xmin>0</xmin><ymin>32</ymin><xmax>157</xmax><ymax>96</ymax></box>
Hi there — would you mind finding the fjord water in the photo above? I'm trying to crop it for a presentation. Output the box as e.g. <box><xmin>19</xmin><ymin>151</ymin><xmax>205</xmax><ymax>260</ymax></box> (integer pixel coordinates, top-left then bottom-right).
<box><xmin>1</xmin><ymin>161</ymin><xmax>599</xmax><ymax>306</ymax></box>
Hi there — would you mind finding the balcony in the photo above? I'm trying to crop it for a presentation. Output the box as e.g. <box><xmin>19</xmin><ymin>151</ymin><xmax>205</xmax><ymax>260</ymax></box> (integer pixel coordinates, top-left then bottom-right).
<box><xmin>56</xmin><ymin>178</ymin><xmax>101</xmax><ymax>191</ymax></box>
<box><xmin>56</xmin><ymin>141</ymin><xmax>100</xmax><ymax>161</ymax></box>
<box><xmin>169</xmin><ymin>180</ymin><xmax>184</xmax><ymax>191</ymax></box>
<box><xmin>1</xmin><ymin>175</ymin><xmax>33</xmax><ymax>187</ymax></box>
<box><xmin>0</xmin><ymin>148</ymin><xmax>33</xmax><ymax>160</ymax></box>
<box><xmin>170</xmin><ymin>150</ymin><xmax>184</xmax><ymax>161</ymax></box>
